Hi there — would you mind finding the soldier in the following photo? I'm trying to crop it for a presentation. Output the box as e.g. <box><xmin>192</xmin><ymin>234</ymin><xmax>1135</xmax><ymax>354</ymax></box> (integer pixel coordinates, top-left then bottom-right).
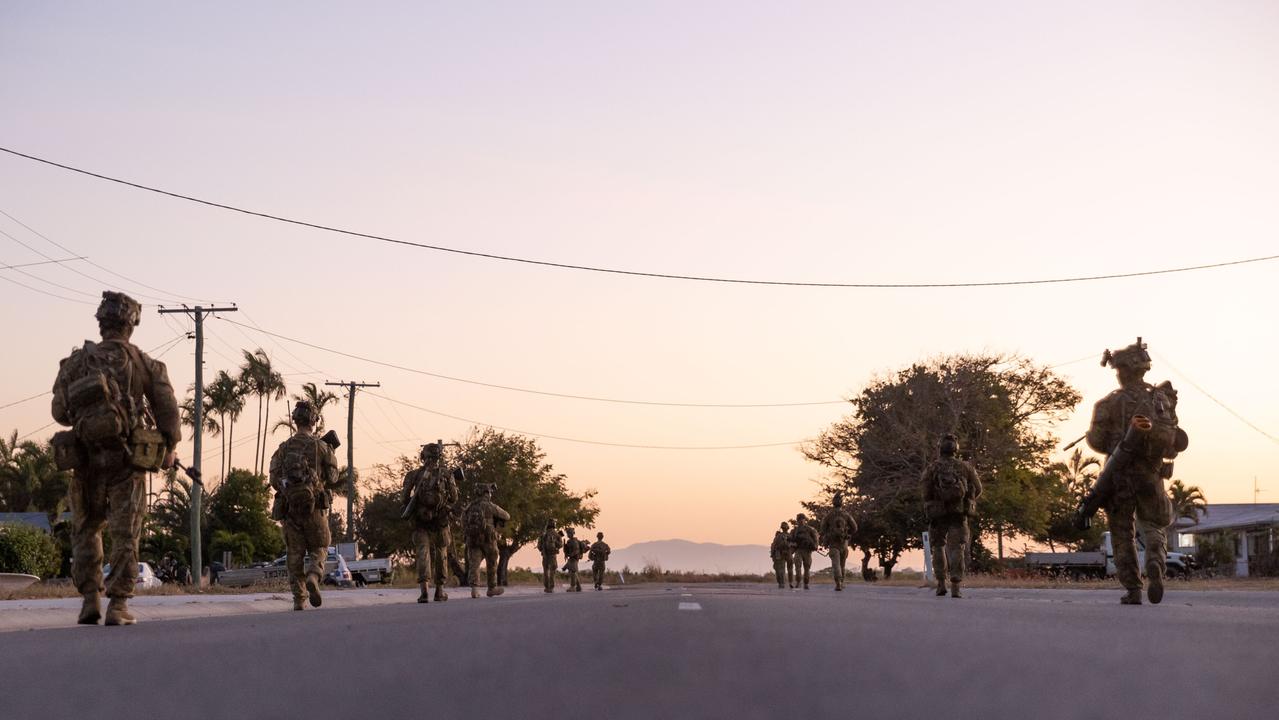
<box><xmin>588</xmin><ymin>531</ymin><xmax>611</xmax><ymax>591</ymax></box>
<box><xmin>770</xmin><ymin>522</ymin><xmax>791</xmax><ymax>589</ymax></box>
<box><xmin>791</xmin><ymin>514</ymin><xmax>819</xmax><ymax>590</ymax></box>
<box><xmin>401</xmin><ymin>442</ymin><xmax>460</xmax><ymax>603</ymax></box>
<box><xmin>463</xmin><ymin>483</ymin><xmax>510</xmax><ymax>598</ymax></box>
<box><xmin>536</xmin><ymin>519</ymin><xmax>564</xmax><ymax>593</ymax></box>
<box><xmin>1082</xmin><ymin>339</ymin><xmax>1186</xmax><ymax>605</ymax></box>
<box><xmin>921</xmin><ymin>434</ymin><xmax>982</xmax><ymax>598</ymax></box>
<box><xmin>819</xmin><ymin>494</ymin><xmax>857</xmax><ymax>591</ymax></box>
<box><xmin>562</xmin><ymin>527</ymin><xmax>588</xmax><ymax>592</ymax></box>
<box><xmin>784</xmin><ymin>520</ymin><xmax>799</xmax><ymax>588</ymax></box>
<box><xmin>51</xmin><ymin>292</ymin><xmax>181</xmax><ymax>626</ymax></box>
<box><xmin>269</xmin><ymin>400</ymin><xmax>341</xmax><ymax>611</ymax></box>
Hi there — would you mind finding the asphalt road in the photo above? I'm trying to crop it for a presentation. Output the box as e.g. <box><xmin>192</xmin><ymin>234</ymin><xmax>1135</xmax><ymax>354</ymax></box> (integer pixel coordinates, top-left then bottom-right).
<box><xmin>3</xmin><ymin>584</ymin><xmax>1277</xmax><ymax>720</ymax></box>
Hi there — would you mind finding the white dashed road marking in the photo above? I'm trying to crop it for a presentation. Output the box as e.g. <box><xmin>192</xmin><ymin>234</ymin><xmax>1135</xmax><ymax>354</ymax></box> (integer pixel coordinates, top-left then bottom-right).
<box><xmin>678</xmin><ymin>602</ymin><xmax>702</xmax><ymax>611</ymax></box>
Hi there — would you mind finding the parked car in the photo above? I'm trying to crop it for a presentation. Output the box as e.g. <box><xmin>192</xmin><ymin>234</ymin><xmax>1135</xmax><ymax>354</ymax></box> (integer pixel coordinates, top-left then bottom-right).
<box><xmin>101</xmin><ymin>562</ymin><xmax>163</xmax><ymax>590</ymax></box>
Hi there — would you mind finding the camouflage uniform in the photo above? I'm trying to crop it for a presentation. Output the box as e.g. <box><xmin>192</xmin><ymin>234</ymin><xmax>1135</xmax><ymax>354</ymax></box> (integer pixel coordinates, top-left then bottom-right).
<box><xmin>770</xmin><ymin>523</ymin><xmax>791</xmax><ymax>589</ymax></box>
<box><xmin>401</xmin><ymin>443</ymin><xmax>460</xmax><ymax>603</ymax></box>
<box><xmin>463</xmin><ymin>484</ymin><xmax>510</xmax><ymax>598</ymax></box>
<box><xmin>921</xmin><ymin>435</ymin><xmax>982</xmax><ymax>598</ymax></box>
<box><xmin>51</xmin><ymin>292</ymin><xmax>181</xmax><ymax>626</ymax></box>
<box><xmin>562</xmin><ymin>528</ymin><xmax>587</xmax><ymax>592</ymax></box>
<box><xmin>269</xmin><ymin>402</ymin><xmax>340</xmax><ymax>610</ymax></box>
<box><xmin>1085</xmin><ymin>339</ymin><xmax>1184</xmax><ymax>605</ymax></box>
<box><xmin>790</xmin><ymin>514</ymin><xmax>819</xmax><ymax>590</ymax></box>
<box><xmin>588</xmin><ymin>533</ymin><xmax>611</xmax><ymax>591</ymax></box>
<box><xmin>819</xmin><ymin>497</ymin><xmax>857</xmax><ymax>591</ymax></box>
<box><xmin>536</xmin><ymin>521</ymin><xmax>563</xmax><ymax>593</ymax></box>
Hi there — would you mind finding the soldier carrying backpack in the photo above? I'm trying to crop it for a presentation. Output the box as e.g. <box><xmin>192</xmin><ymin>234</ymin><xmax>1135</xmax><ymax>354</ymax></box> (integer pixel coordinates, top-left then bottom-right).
<box><xmin>921</xmin><ymin>434</ymin><xmax>982</xmax><ymax>599</ymax></box>
<box><xmin>51</xmin><ymin>291</ymin><xmax>181</xmax><ymax>627</ymax></box>
<box><xmin>462</xmin><ymin>483</ymin><xmax>510</xmax><ymax>598</ymax></box>
<box><xmin>561</xmin><ymin>527</ymin><xmax>587</xmax><ymax>592</ymax></box>
<box><xmin>400</xmin><ymin>441</ymin><xmax>462</xmax><ymax>603</ymax></box>
<box><xmin>588</xmin><ymin>531</ymin><xmax>611</xmax><ymax>591</ymax></box>
<box><xmin>268</xmin><ymin>400</ymin><xmax>340</xmax><ymax>611</ymax></box>
<box><xmin>536</xmin><ymin>519</ymin><xmax>565</xmax><ymax>593</ymax></box>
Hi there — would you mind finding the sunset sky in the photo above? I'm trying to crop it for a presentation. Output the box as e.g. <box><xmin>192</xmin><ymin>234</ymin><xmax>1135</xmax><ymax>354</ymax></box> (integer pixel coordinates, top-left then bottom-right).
<box><xmin>2</xmin><ymin>2</ymin><xmax>1277</xmax><ymax>566</ymax></box>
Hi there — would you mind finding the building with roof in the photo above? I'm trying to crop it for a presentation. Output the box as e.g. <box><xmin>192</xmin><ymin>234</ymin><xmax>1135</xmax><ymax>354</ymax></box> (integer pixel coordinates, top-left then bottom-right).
<box><xmin>1170</xmin><ymin>503</ymin><xmax>1279</xmax><ymax>577</ymax></box>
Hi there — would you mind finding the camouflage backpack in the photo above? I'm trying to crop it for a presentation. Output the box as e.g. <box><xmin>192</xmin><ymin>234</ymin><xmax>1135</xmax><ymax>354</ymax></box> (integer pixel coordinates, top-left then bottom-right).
<box><xmin>932</xmin><ymin>460</ymin><xmax>968</xmax><ymax>505</ymax></box>
<box><xmin>770</xmin><ymin>532</ymin><xmax>790</xmax><ymax>558</ymax></box>
<box><xmin>280</xmin><ymin>436</ymin><xmax>323</xmax><ymax>522</ymax></box>
<box><xmin>794</xmin><ymin>525</ymin><xmax>819</xmax><ymax>552</ymax></box>
<box><xmin>537</xmin><ymin>529</ymin><xmax>561</xmax><ymax>555</ymax></box>
<box><xmin>464</xmin><ymin>501</ymin><xmax>496</xmax><ymax>544</ymax></box>
<box><xmin>412</xmin><ymin>468</ymin><xmax>451</xmax><ymax>524</ymax></box>
<box><xmin>55</xmin><ymin>340</ymin><xmax>143</xmax><ymax>469</ymax></box>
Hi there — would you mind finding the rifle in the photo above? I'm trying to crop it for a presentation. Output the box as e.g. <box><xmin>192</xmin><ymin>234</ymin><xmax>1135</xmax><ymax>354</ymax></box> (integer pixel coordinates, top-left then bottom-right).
<box><xmin>1073</xmin><ymin>415</ymin><xmax>1151</xmax><ymax>529</ymax></box>
<box><xmin>401</xmin><ymin>442</ymin><xmax>465</xmax><ymax>520</ymax></box>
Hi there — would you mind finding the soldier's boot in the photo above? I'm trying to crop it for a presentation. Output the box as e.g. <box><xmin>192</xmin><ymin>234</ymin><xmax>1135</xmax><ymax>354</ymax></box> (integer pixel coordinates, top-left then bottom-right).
<box><xmin>305</xmin><ymin>573</ymin><xmax>323</xmax><ymax>608</ymax></box>
<box><xmin>1146</xmin><ymin>564</ymin><xmax>1164</xmax><ymax>605</ymax></box>
<box><xmin>803</xmin><ymin>580</ymin><xmax>809</xmax><ymax>590</ymax></box>
<box><xmin>1120</xmin><ymin>589</ymin><xmax>1142</xmax><ymax>605</ymax></box>
<box><xmin>78</xmin><ymin>592</ymin><xmax>101</xmax><ymax>625</ymax></box>
<box><xmin>434</xmin><ymin>585</ymin><xmax>449</xmax><ymax>602</ymax></box>
<box><xmin>935</xmin><ymin>578</ymin><xmax>947</xmax><ymax>597</ymax></box>
<box><xmin>949</xmin><ymin>580</ymin><xmax>962</xmax><ymax>599</ymax></box>
<box><xmin>417</xmin><ymin>581</ymin><xmax>431</xmax><ymax>604</ymax></box>
<box><xmin>104</xmin><ymin>598</ymin><xmax>136</xmax><ymax>626</ymax></box>
<box><xmin>293</xmin><ymin>597</ymin><xmax>305</xmax><ymax>611</ymax></box>
<box><xmin>487</xmin><ymin>586</ymin><xmax>504</xmax><ymax>597</ymax></box>
<box><xmin>471</xmin><ymin>586</ymin><xmax>481</xmax><ymax>599</ymax></box>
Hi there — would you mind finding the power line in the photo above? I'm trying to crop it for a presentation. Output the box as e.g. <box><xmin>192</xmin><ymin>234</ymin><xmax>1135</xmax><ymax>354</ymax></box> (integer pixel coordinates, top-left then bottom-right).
<box><xmin>0</xmin><ymin>205</ymin><xmax>221</xmax><ymax>304</ymax></box>
<box><xmin>0</xmin><ymin>391</ymin><xmax>51</xmax><ymax>412</ymax></box>
<box><xmin>1152</xmin><ymin>352</ymin><xmax>1279</xmax><ymax>446</ymax></box>
<box><xmin>0</xmin><ymin>271</ymin><xmax>97</xmax><ymax>304</ymax></box>
<box><xmin>219</xmin><ymin>316</ymin><xmax>842</xmax><ymax>408</ymax></box>
<box><xmin>365</xmin><ymin>390</ymin><xmax>804</xmax><ymax>450</ymax></box>
<box><xmin>1</xmin><ymin>256</ymin><xmax>88</xmax><ymax>271</ymax></box>
<box><xmin>18</xmin><ymin>421</ymin><xmax>57</xmax><ymax>441</ymax></box>
<box><xmin>4</xmin><ymin>146</ymin><xmax>1277</xmax><ymax>289</ymax></box>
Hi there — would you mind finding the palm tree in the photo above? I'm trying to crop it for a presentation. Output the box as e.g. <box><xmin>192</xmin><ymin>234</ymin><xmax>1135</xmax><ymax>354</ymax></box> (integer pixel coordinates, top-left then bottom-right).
<box><xmin>204</xmin><ymin>371</ymin><xmax>246</xmax><ymax>481</ymax></box>
<box><xmin>1064</xmin><ymin>447</ymin><xmax>1101</xmax><ymax>501</ymax></box>
<box><xmin>0</xmin><ymin>435</ymin><xmax>71</xmax><ymax>518</ymax></box>
<box><xmin>1169</xmin><ymin>479</ymin><xmax>1208</xmax><ymax>524</ymax></box>
<box><xmin>239</xmin><ymin>349</ymin><xmax>286</xmax><ymax>475</ymax></box>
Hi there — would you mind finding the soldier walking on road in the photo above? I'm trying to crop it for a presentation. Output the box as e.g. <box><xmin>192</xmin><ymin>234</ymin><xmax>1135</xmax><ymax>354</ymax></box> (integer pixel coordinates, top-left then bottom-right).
<box><xmin>536</xmin><ymin>519</ymin><xmax>564</xmax><ymax>593</ymax></box>
<box><xmin>463</xmin><ymin>483</ymin><xmax>510</xmax><ymax>598</ymax></box>
<box><xmin>269</xmin><ymin>400</ymin><xmax>342</xmax><ymax>611</ymax></box>
<box><xmin>921</xmin><ymin>434</ymin><xmax>982</xmax><ymax>599</ymax></box>
<box><xmin>791</xmin><ymin>514</ymin><xmax>819</xmax><ymax>590</ymax></box>
<box><xmin>819</xmin><ymin>494</ymin><xmax>856</xmax><ymax>591</ymax></box>
<box><xmin>1080</xmin><ymin>339</ymin><xmax>1187</xmax><ymax>605</ymax></box>
<box><xmin>51</xmin><ymin>292</ymin><xmax>182</xmax><ymax>626</ymax></box>
<box><xmin>401</xmin><ymin>442</ymin><xmax>461</xmax><ymax>603</ymax></box>
<box><xmin>770</xmin><ymin>522</ymin><xmax>791</xmax><ymax>589</ymax></box>
<box><xmin>588</xmin><ymin>532</ymin><xmax>611</xmax><ymax>591</ymax></box>
<box><xmin>562</xmin><ymin>527</ymin><xmax>587</xmax><ymax>592</ymax></box>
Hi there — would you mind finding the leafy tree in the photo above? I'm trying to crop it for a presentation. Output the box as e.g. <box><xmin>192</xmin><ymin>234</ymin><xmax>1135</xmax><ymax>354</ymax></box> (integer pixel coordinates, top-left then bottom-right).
<box><xmin>455</xmin><ymin>428</ymin><xmax>599</xmax><ymax>586</ymax></box>
<box><xmin>0</xmin><ymin>431</ymin><xmax>72</xmax><ymax>518</ymax></box>
<box><xmin>205</xmin><ymin>469</ymin><xmax>283</xmax><ymax>562</ymax></box>
<box><xmin>142</xmin><ymin>470</ymin><xmax>203</xmax><ymax>564</ymax></box>
<box><xmin>1037</xmin><ymin>449</ymin><xmax>1105</xmax><ymax>551</ymax></box>
<box><xmin>1169</xmin><ymin>479</ymin><xmax>1208</xmax><ymax>524</ymax></box>
<box><xmin>210</xmin><ymin>529</ymin><xmax>256</xmax><ymax>566</ymax></box>
<box><xmin>0</xmin><ymin>522</ymin><xmax>61</xmax><ymax>578</ymax></box>
<box><xmin>805</xmin><ymin>354</ymin><xmax>1081</xmax><ymax>570</ymax></box>
<box><xmin>354</xmin><ymin>457</ymin><xmax>416</xmax><ymax>562</ymax></box>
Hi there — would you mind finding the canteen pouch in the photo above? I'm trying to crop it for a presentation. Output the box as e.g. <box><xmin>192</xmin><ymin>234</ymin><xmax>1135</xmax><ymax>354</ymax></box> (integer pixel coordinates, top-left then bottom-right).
<box><xmin>128</xmin><ymin>427</ymin><xmax>166</xmax><ymax>472</ymax></box>
<box><xmin>51</xmin><ymin>430</ymin><xmax>86</xmax><ymax>471</ymax></box>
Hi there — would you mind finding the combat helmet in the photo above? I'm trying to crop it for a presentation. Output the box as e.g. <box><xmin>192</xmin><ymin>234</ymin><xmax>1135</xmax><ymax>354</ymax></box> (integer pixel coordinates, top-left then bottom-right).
<box><xmin>96</xmin><ymin>291</ymin><xmax>142</xmax><ymax>330</ymax></box>
<box><xmin>420</xmin><ymin>442</ymin><xmax>443</xmax><ymax>462</ymax></box>
<box><xmin>291</xmin><ymin>400</ymin><xmax>319</xmax><ymax>428</ymax></box>
<box><xmin>1102</xmin><ymin>337</ymin><xmax>1152</xmax><ymax>372</ymax></box>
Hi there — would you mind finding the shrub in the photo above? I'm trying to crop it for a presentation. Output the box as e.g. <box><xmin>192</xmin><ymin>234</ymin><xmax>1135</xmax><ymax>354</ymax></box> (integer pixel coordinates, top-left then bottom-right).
<box><xmin>0</xmin><ymin>522</ymin><xmax>61</xmax><ymax>578</ymax></box>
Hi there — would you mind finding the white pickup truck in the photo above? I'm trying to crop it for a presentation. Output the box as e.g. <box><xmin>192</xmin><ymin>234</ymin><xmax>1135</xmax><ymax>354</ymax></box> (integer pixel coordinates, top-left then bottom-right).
<box><xmin>1024</xmin><ymin>532</ymin><xmax>1194</xmax><ymax>580</ymax></box>
<box><xmin>219</xmin><ymin>545</ymin><xmax>393</xmax><ymax>588</ymax></box>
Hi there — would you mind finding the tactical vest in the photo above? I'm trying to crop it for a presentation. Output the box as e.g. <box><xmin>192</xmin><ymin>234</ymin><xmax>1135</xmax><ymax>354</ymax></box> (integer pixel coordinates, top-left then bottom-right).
<box><xmin>54</xmin><ymin>340</ymin><xmax>162</xmax><ymax>472</ymax></box>
<box><xmin>464</xmin><ymin>501</ymin><xmax>497</xmax><ymax>545</ymax></box>
<box><xmin>932</xmin><ymin>459</ymin><xmax>968</xmax><ymax>505</ymax></box>
<box><xmin>278</xmin><ymin>435</ymin><xmax>326</xmax><ymax>523</ymax></box>
<box><xmin>412</xmin><ymin>467</ymin><xmax>451</xmax><ymax>524</ymax></box>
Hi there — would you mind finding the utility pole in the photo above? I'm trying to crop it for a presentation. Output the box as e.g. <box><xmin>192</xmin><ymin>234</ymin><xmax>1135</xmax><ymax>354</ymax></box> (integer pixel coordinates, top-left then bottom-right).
<box><xmin>158</xmin><ymin>304</ymin><xmax>237</xmax><ymax>587</ymax></box>
<box><xmin>325</xmin><ymin>380</ymin><xmax>380</xmax><ymax>542</ymax></box>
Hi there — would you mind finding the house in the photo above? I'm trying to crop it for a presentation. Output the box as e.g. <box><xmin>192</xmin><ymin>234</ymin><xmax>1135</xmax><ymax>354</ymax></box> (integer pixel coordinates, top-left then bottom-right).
<box><xmin>1171</xmin><ymin>503</ymin><xmax>1279</xmax><ymax>577</ymax></box>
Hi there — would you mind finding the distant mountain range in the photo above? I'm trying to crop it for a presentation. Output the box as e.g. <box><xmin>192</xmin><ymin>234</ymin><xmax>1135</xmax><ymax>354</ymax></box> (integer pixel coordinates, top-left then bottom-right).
<box><xmin>610</xmin><ymin>539</ymin><xmax>771</xmax><ymax>575</ymax></box>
